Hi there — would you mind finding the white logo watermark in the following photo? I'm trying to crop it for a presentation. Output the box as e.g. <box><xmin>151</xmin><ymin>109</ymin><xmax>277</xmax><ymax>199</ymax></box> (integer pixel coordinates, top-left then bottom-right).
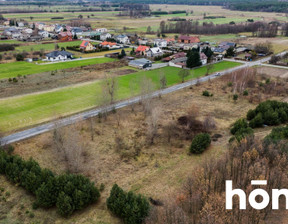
<box><xmin>226</xmin><ymin>180</ymin><xmax>288</xmax><ymax>210</ymax></box>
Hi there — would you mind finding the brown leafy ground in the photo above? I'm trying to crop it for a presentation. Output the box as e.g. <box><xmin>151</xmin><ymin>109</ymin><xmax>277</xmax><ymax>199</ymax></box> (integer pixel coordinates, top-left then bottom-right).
<box><xmin>0</xmin><ymin>67</ymin><xmax>287</xmax><ymax>224</ymax></box>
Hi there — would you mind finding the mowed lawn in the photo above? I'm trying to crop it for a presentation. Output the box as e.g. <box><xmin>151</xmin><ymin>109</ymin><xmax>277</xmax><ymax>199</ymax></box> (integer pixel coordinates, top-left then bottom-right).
<box><xmin>0</xmin><ymin>57</ymin><xmax>115</xmax><ymax>79</ymax></box>
<box><xmin>0</xmin><ymin>61</ymin><xmax>241</xmax><ymax>132</ymax></box>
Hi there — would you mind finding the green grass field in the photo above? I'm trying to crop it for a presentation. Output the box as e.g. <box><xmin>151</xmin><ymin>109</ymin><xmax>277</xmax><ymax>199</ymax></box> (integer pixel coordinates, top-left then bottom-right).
<box><xmin>14</xmin><ymin>40</ymin><xmax>83</xmax><ymax>53</ymax></box>
<box><xmin>0</xmin><ymin>57</ymin><xmax>115</xmax><ymax>79</ymax></box>
<box><xmin>0</xmin><ymin>61</ymin><xmax>241</xmax><ymax>132</ymax></box>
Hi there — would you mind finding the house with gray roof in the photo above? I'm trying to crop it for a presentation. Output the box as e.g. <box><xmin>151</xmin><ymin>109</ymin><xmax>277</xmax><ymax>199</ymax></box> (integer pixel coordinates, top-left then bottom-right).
<box><xmin>128</xmin><ymin>58</ymin><xmax>152</xmax><ymax>69</ymax></box>
<box><xmin>45</xmin><ymin>51</ymin><xmax>74</xmax><ymax>61</ymax></box>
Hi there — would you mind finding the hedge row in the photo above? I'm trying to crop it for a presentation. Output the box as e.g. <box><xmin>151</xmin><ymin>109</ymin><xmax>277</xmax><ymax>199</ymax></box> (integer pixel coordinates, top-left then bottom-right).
<box><xmin>107</xmin><ymin>184</ymin><xmax>150</xmax><ymax>224</ymax></box>
<box><xmin>0</xmin><ymin>150</ymin><xmax>100</xmax><ymax>216</ymax></box>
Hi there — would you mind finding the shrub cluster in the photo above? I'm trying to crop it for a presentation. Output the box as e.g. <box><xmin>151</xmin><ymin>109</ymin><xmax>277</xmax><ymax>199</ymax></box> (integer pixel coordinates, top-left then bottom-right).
<box><xmin>247</xmin><ymin>100</ymin><xmax>288</xmax><ymax>128</ymax></box>
<box><xmin>230</xmin><ymin>118</ymin><xmax>254</xmax><ymax>142</ymax></box>
<box><xmin>107</xmin><ymin>184</ymin><xmax>150</xmax><ymax>224</ymax></box>
<box><xmin>0</xmin><ymin>150</ymin><xmax>100</xmax><ymax>217</ymax></box>
<box><xmin>189</xmin><ymin>133</ymin><xmax>211</xmax><ymax>154</ymax></box>
<box><xmin>0</xmin><ymin>44</ymin><xmax>16</xmax><ymax>52</ymax></box>
<box><xmin>264</xmin><ymin>126</ymin><xmax>288</xmax><ymax>143</ymax></box>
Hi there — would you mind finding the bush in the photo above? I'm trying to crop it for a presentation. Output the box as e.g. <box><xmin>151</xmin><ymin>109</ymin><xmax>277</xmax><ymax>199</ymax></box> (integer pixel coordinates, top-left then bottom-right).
<box><xmin>16</xmin><ymin>54</ymin><xmax>24</xmax><ymax>61</ymax></box>
<box><xmin>249</xmin><ymin>113</ymin><xmax>264</xmax><ymax>128</ymax></box>
<box><xmin>107</xmin><ymin>184</ymin><xmax>150</xmax><ymax>224</ymax></box>
<box><xmin>189</xmin><ymin>133</ymin><xmax>211</xmax><ymax>154</ymax></box>
<box><xmin>202</xmin><ymin>90</ymin><xmax>212</xmax><ymax>97</ymax></box>
<box><xmin>243</xmin><ymin>90</ymin><xmax>249</xmax><ymax>96</ymax></box>
<box><xmin>230</xmin><ymin>118</ymin><xmax>254</xmax><ymax>142</ymax></box>
<box><xmin>265</xmin><ymin>126</ymin><xmax>288</xmax><ymax>143</ymax></box>
<box><xmin>0</xmin><ymin>150</ymin><xmax>100</xmax><ymax>217</ymax></box>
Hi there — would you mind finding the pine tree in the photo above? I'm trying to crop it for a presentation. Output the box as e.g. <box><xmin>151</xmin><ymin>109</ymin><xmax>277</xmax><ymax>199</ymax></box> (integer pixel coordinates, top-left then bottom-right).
<box><xmin>56</xmin><ymin>192</ymin><xmax>75</xmax><ymax>217</ymax></box>
<box><xmin>186</xmin><ymin>51</ymin><xmax>202</xmax><ymax>68</ymax></box>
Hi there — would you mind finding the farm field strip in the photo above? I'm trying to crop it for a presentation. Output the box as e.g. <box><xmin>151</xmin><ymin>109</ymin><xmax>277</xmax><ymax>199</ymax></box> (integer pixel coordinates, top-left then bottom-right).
<box><xmin>0</xmin><ymin>61</ymin><xmax>241</xmax><ymax>132</ymax></box>
<box><xmin>0</xmin><ymin>57</ymin><xmax>116</xmax><ymax>79</ymax></box>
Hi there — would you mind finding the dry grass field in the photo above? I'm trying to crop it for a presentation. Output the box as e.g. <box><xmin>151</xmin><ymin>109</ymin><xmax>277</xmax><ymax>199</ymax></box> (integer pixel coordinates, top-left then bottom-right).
<box><xmin>1</xmin><ymin>66</ymin><xmax>287</xmax><ymax>223</ymax></box>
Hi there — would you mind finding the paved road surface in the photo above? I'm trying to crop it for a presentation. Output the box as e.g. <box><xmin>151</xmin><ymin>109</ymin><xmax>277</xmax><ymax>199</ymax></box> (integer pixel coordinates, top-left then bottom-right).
<box><xmin>0</xmin><ymin>52</ymin><xmax>286</xmax><ymax>146</ymax></box>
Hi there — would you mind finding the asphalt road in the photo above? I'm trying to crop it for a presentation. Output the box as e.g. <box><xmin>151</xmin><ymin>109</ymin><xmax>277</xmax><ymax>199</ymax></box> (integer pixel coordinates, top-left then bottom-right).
<box><xmin>1</xmin><ymin>52</ymin><xmax>286</xmax><ymax>146</ymax></box>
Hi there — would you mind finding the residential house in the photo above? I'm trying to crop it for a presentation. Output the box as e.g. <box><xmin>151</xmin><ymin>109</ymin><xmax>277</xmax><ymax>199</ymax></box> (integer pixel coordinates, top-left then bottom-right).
<box><xmin>100</xmin><ymin>32</ymin><xmax>112</xmax><ymax>41</ymax></box>
<box><xmin>128</xmin><ymin>58</ymin><xmax>152</xmax><ymax>69</ymax></box>
<box><xmin>169</xmin><ymin>57</ymin><xmax>187</xmax><ymax>68</ymax></box>
<box><xmin>146</xmin><ymin>47</ymin><xmax>163</xmax><ymax>57</ymax></box>
<box><xmin>35</xmin><ymin>22</ymin><xmax>45</xmax><ymax>30</ymax></box>
<box><xmin>100</xmin><ymin>41</ymin><xmax>120</xmax><ymax>49</ymax></box>
<box><xmin>138</xmin><ymin>38</ymin><xmax>148</xmax><ymax>45</ymax></box>
<box><xmin>80</xmin><ymin>40</ymin><xmax>95</xmax><ymax>52</ymax></box>
<box><xmin>219</xmin><ymin>42</ymin><xmax>236</xmax><ymax>49</ymax></box>
<box><xmin>58</xmin><ymin>31</ymin><xmax>73</xmax><ymax>41</ymax></box>
<box><xmin>165</xmin><ymin>38</ymin><xmax>175</xmax><ymax>45</ymax></box>
<box><xmin>18</xmin><ymin>22</ymin><xmax>24</xmax><ymax>27</ymax></box>
<box><xmin>44</xmin><ymin>25</ymin><xmax>55</xmax><ymax>32</ymax></box>
<box><xmin>38</xmin><ymin>30</ymin><xmax>49</xmax><ymax>38</ymax></box>
<box><xmin>71</xmin><ymin>27</ymin><xmax>83</xmax><ymax>36</ymax></box>
<box><xmin>55</xmin><ymin>25</ymin><xmax>63</xmax><ymax>33</ymax></box>
<box><xmin>3</xmin><ymin>20</ymin><xmax>9</xmax><ymax>26</ymax></box>
<box><xmin>178</xmin><ymin>35</ymin><xmax>200</xmax><ymax>44</ymax></box>
<box><xmin>153</xmin><ymin>39</ymin><xmax>167</xmax><ymax>48</ymax></box>
<box><xmin>45</xmin><ymin>50</ymin><xmax>73</xmax><ymax>61</ymax></box>
<box><xmin>115</xmin><ymin>34</ymin><xmax>129</xmax><ymax>44</ymax></box>
<box><xmin>212</xmin><ymin>47</ymin><xmax>226</xmax><ymax>55</ymax></box>
<box><xmin>26</xmin><ymin>35</ymin><xmax>43</xmax><ymax>42</ymax></box>
<box><xmin>135</xmin><ymin>45</ymin><xmax>150</xmax><ymax>56</ymax></box>
<box><xmin>200</xmin><ymin>52</ymin><xmax>208</xmax><ymax>65</ymax></box>
<box><xmin>162</xmin><ymin>52</ymin><xmax>186</xmax><ymax>62</ymax></box>
<box><xmin>22</xmin><ymin>28</ymin><xmax>33</xmax><ymax>34</ymax></box>
<box><xmin>95</xmin><ymin>28</ymin><xmax>108</xmax><ymax>33</ymax></box>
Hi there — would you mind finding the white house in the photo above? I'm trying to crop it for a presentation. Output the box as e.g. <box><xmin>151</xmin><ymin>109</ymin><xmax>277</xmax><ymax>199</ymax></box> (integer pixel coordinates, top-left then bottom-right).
<box><xmin>153</xmin><ymin>39</ymin><xmax>167</xmax><ymax>48</ymax></box>
<box><xmin>146</xmin><ymin>47</ymin><xmax>163</xmax><ymax>57</ymax></box>
<box><xmin>71</xmin><ymin>27</ymin><xmax>83</xmax><ymax>36</ymax></box>
<box><xmin>200</xmin><ymin>52</ymin><xmax>208</xmax><ymax>65</ymax></box>
<box><xmin>100</xmin><ymin>32</ymin><xmax>112</xmax><ymax>41</ymax></box>
<box><xmin>95</xmin><ymin>28</ymin><xmax>108</xmax><ymax>33</ymax></box>
<box><xmin>35</xmin><ymin>23</ymin><xmax>45</xmax><ymax>30</ymax></box>
<box><xmin>45</xmin><ymin>51</ymin><xmax>74</xmax><ymax>62</ymax></box>
<box><xmin>55</xmin><ymin>25</ymin><xmax>63</xmax><ymax>33</ymax></box>
<box><xmin>115</xmin><ymin>34</ymin><xmax>129</xmax><ymax>44</ymax></box>
<box><xmin>38</xmin><ymin>30</ymin><xmax>49</xmax><ymax>38</ymax></box>
<box><xmin>138</xmin><ymin>38</ymin><xmax>148</xmax><ymax>45</ymax></box>
<box><xmin>169</xmin><ymin>57</ymin><xmax>187</xmax><ymax>68</ymax></box>
<box><xmin>22</xmin><ymin>28</ymin><xmax>33</xmax><ymax>34</ymax></box>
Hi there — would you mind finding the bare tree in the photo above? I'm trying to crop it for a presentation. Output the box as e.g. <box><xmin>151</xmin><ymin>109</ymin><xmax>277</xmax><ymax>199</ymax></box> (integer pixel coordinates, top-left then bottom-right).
<box><xmin>140</xmin><ymin>76</ymin><xmax>156</xmax><ymax>116</ymax></box>
<box><xmin>146</xmin><ymin>106</ymin><xmax>161</xmax><ymax>145</ymax></box>
<box><xmin>178</xmin><ymin>69</ymin><xmax>190</xmax><ymax>83</ymax></box>
<box><xmin>63</xmin><ymin>124</ymin><xmax>85</xmax><ymax>173</ymax></box>
<box><xmin>206</xmin><ymin>63</ymin><xmax>214</xmax><ymax>75</ymax></box>
<box><xmin>158</xmin><ymin>71</ymin><xmax>167</xmax><ymax>98</ymax></box>
<box><xmin>103</xmin><ymin>73</ymin><xmax>118</xmax><ymax>104</ymax></box>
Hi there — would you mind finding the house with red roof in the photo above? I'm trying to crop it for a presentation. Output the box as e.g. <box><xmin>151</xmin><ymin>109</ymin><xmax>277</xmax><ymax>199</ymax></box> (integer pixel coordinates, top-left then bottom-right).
<box><xmin>100</xmin><ymin>41</ymin><xmax>120</xmax><ymax>49</ymax></box>
<box><xmin>80</xmin><ymin>41</ymin><xmax>95</xmax><ymax>52</ymax></box>
<box><xmin>135</xmin><ymin>45</ymin><xmax>150</xmax><ymax>56</ymax></box>
<box><xmin>178</xmin><ymin>35</ymin><xmax>200</xmax><ymax>44</ymax></box>
<box><xmin>58</xmin><ymin>31</ymin><xmax>72</xmax><ymax>41</ymax></box>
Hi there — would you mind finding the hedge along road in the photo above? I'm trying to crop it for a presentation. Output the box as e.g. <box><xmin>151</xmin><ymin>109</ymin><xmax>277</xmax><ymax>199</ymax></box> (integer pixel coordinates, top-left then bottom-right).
<box><xmin>0</xmin><ymin>60</ymin><xmax>250</xmax><ymax>145</ymax></box>
<box><xmin>0</xmin><ymin>57</ymin><xmax>115</xmax><ymax>79</ymax></box>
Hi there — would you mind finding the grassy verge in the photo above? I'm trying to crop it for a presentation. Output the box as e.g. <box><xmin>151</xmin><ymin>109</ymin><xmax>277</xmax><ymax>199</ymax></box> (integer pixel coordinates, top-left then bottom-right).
<box><xmin>0</xmin><ymin>57</ymin><xmax>116</xmax><ymax>79</ymax></box>
<box><xmin>0</xmin><ymin>61</ymin><xmax>241</xmax><ymax>132</ymax></box>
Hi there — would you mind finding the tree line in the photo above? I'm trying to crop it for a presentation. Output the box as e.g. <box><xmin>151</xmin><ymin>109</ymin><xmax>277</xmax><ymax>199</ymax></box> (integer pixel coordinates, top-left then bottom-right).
<box><xmin>0</xmin><ymin>149</ymin><xmax>100</xmax><ymax>217</ymax></box>
<box><xmin>158</xmin><ymin>20</ymin><xmax>282</xmax><ymax>36</ymax></box>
